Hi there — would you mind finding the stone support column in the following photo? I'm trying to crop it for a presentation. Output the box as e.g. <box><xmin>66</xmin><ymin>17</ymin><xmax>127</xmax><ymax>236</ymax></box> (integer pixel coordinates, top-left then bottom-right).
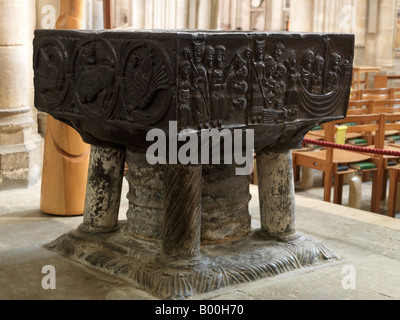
<box><xmin>201</xmin><ymin>164</ymin><xmax>251</xmax><ymax>244</ymax></box>
<box><xmin>165</xmin><ymin>0</ymin><xmax>177</xmax><ymax>29</ymax></box>
<box><xmin>153</xmin><ymin>0</ymin><xmax>166</xmax><ymax>29</ymax></box>
<box><xmin>256</xmin><ymin>149</ymin><xmax>297</xmax><ymax>238</ymax></box>
<box><xmin>188</xmin><ymin>0</ymin><xmax>197</xmax><ymax>29</ymax></box>
<box><xmin>372</xmin><ymin>0</ymin><xmax>397</xmax><ymax>70</ymax></box>
<box><xmin>289</xmin><ymin>0</ymin><xmax>314</xmax><ymax>32</ymax></box>
<box><xmin>124</xmin><ymin>152</ymin><xmax>252</xmax><ymax>244</ymax></box>
<box><xmin>125</xmin><ymin>151</ymin><xmax>164</xmax><ymax>240</ymax></box>
<box><xmin>0</xmin><ymin>0</ymin><xmax>43</xmax><ymax>190</ymax></box>
<box><xmin>145</xmin><ymin>0</ymin><xmax>154</xmax><ymax>29</ymax></box>
<box><xmin>176</xmin><ymin>0</ymin><xmax>189</xmax><ymax>29</ymax></box>
<box><xmin>265</xmin><ymin>0</ymin><xmax>283</xmax><ymax>31</ymax></box>
<box><xmin>79</xmin><ymin>145</ymin><xmax>126</xmax><ymax>233</ymax></box>
<box><xmin>131</xmin><ymin>0</ymin><xmax>146</xmax><ymax>29</ymax></box>
<box><xmin>197</xmin><ymin>0</ymin><xmax>213</xmax><ymax>29</ymax></box>
<box><xmin>162</xmin><ymin>164</ymin><xmax>202</xmax><ymax>260</ymax></box>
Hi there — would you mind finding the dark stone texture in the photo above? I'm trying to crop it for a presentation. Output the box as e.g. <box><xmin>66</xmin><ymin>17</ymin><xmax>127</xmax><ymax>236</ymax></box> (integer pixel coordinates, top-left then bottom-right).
<box><xmin>46</xmin><ymin>225</ymin><xmax>338</xmax><ymax>300</ymax></box>
<box><xmin>80</xmin><ymin>145</ymin><xmax>125</xmax><ymax>233</ymax></box>
<box><xmin>33</xmin><ymin>30</ymin><xmax>354</xmax><ymax>153</ymax></box>
<box><xmin>34</xmin><ymin>29</ymin><xmax>354</xmax><ymax>299</ymax></box>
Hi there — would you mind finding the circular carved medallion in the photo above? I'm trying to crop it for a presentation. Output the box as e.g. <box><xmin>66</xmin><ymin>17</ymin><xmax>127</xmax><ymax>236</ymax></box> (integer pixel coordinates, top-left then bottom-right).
<box><xmin>73</xmin><ymin>38</ymin><xmax>117</xmax><ymax>119</ymax></box>
<box><xmin>121</xmin><ymin>40</ymin><xmax>172</xmax><ymax>125</ymax></box>
<box><xmin>34</xmin><ymin>38</ymin><xmax>68</xmax><ymax>111</ymax></box>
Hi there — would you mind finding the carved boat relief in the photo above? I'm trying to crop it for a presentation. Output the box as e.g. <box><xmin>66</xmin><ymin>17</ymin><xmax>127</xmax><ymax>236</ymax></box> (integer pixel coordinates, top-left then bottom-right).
<box><xmin>176</xmin><ymin>35</ymin><xmax>353</xmax><ymax>130</ymax></box>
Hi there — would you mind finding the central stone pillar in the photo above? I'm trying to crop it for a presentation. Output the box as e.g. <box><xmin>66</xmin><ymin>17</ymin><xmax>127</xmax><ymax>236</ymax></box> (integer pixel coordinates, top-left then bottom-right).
<box><xmin>124</xmin><ymin>151</ymin><xmax>252</xmax><ymax>244</ymax></box>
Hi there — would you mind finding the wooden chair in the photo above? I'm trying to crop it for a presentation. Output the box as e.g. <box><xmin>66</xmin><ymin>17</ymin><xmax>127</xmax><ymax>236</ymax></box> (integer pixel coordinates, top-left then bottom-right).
<box><xmin>369</xmin><ymin>100</ymin><xmax>400</xmax><ymax>160</ymax></box>
<box><xmin>346</xmin><ymin>100</ymin><xmax>372</xmax><ymax>115</ymax></box>
<box><xmin>357</xmin><ymin>93</ymin><xmax>392</xmax><ymax>158</ymax></box>
<box><xmin>331</xmin><ymin>114</ymin><xmax>384</xmax><ymax>212</ymax></box>
<box><xmin>383</xmin><ymin>113</ymin><xmax>400</xmax><ymax>140</ymax></box>
<box><xmin>370</xmin><ymin>98</ymin><xmax>400</xmax><ymax>114</ymax></box>
<box><xmin>382</xmin><ymin>113</ymin><xmax>400</xmax><ymax>217</ymax></box>
<box><xmin>374</xmin><ymin>74</ymin><xmax>400</xmax><ymax>89</ymax></box>
<box><xmin>360</xmin><ymin>88</ymin><xmax>392</xmax><ymax>100</ymax></box>
<box><xmin>350</xmin><ymin>90</ymin><xmax>361</xmax><ymax>100</ymax></box>
<box><xmin>388</xmin><ymin>167</ymin><xmax>400</xmax><ymax>217</ymax></box>
<box><xmin>293</xmin><ymin>114</ymin><xmax>384</xmax><ymax>212</ymax></box>
<box><xmin>381</xmin><ymin>110</ymin><xmax>400</xmax><ymax>210</ymax></box>
<box><xmin>345</xmin><ymin>100</ymin><xmax>374</xmax><ymax>148</ymax></box>
<box><xmin>392</xmin><ymin>88</ymin><xmax>400</xmax><ymax>99</ymax></box>
<box><xmin>352</xmin><ymin>66</ymin><xmax>381</xmax><ymax>90</ymax></box>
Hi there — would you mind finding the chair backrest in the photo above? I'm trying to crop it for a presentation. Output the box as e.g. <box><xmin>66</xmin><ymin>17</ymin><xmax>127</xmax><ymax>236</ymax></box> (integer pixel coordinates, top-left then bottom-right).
<box><xmin>391</xmin><ymin>87</ymin><xmax>400</xmax><ymax>99</ymax></box>
<box><xmin>382</xmin><ymin>112</ymin><xmax>400</xmax><ymax>134</ymax></box>
<box><xmin>333</xmin><ymin>113</ymin><xmax>384</xmax><ymax>149</ymax></box>
<box><xmin>370</xmin><ymin>99</ymin><xmax>400</xmax><ymax>114</ymax></box>
<box><xmin>346</xmin><ymin>100</ymin><xmax>372</xmax><ymax>115</ymax></box>
<box><xmin>360</xmin><ymin>88</ymin><xmax>392</xmax><ymax>100</ymax></box>
<box><xmin>350</xmin><ymin>90</ymin><xmax>361</xmax><ymax>100</ymax></box>
<box><xmin>375</xmin><ymin>75</ymin><xmax>400</xmax><ymax>89</ymax></box>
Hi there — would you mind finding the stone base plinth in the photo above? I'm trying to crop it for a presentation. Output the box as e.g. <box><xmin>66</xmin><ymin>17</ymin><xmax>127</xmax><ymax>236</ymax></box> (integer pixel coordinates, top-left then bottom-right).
<box><xmin>0</xmin><ymin>134</ymin><xmax>43</xmax><ymax>190</ymax></box>
<box><xmin>46</xmin><ymin>222</ymin><xmax>338</xmax><ymax>300</ymax></box>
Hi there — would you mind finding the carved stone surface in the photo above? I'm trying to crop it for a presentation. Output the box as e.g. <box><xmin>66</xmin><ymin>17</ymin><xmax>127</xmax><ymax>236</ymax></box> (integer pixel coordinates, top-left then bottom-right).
<box><xmin>34</xmin><ymin>30</ymin><xmax>354</xmax><ymax>152</ymax></box>
<box><xmin>125</xmin><ymin>151</ymin><xmax>252</xmax><ymax>244</ymax></box>
<box><xmin>47</xmin><ymin>225</ymin><xmax>337</xmax><ymax>300</ymax></box>
<box><xmin>34</xmin><ymin>30</ymin><xmax>354</xmax><ymax>300</ymax></box>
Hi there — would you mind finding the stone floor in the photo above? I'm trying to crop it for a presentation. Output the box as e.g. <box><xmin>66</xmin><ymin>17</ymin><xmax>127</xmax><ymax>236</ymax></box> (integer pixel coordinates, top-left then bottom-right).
<box><xmin>1</xmin><ymin>172</ymin><xmax>400</xmax><ymax>301</ymax></box>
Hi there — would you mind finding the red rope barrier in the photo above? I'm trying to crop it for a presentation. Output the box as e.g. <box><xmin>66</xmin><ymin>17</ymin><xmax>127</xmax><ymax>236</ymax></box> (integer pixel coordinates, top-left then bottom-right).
<box><xmin>302</xmin><ymin>138</ymin><xmax>400</xmax><ymax>157</ymax></box>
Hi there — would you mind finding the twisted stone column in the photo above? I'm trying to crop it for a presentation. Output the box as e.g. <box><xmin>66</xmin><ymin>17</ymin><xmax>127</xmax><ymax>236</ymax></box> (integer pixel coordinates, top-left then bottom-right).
<box><xmin>162</xmin><ymin>164</ymin><xmax>202</xmax><ymax>259</ymax></box>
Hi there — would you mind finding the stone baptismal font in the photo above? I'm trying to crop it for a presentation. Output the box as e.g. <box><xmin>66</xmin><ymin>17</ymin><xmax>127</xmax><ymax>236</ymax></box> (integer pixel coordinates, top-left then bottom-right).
<box><xmin>33</xmin><ymin>29</ymin><xmax>354</xmax><ymax>299</ymax></box>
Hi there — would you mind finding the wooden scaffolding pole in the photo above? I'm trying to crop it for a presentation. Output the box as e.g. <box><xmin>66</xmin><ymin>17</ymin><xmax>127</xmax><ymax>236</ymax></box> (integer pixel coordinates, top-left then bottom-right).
<box><xmin>40</xmin><ymin>0</ymin><xmax>89</xmax><ymax>216</ymax></box>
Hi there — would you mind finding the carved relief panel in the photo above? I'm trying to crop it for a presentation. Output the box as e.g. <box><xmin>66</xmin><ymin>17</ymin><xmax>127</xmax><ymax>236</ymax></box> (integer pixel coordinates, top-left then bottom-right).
<box><xmin>34</xmin><ymin>30</ymin><xmax>354</xmax><ymax>150</ymax></box>
<box><xmin>176</xmin><ymin>33</ymin><xmax>353</xmax><ymax>130</ymax></box>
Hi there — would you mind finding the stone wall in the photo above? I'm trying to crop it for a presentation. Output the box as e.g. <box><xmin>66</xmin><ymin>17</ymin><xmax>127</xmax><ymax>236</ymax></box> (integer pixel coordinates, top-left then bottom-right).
<box><xmin>289</xmin><ymin>0</ymin><xmax>398</xmax><ymax>73</ymax></box>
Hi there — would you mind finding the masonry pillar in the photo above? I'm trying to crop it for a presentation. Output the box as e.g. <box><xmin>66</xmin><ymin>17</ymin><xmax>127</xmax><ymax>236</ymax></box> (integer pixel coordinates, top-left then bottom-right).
<box><xmin>79</xmin><ymin>146</ymin><xmax>126</xmax><ymax>233</ymax></box>
<box><xmin>289</xmin><ymin>0</ymin><xmax>314</xmax><ymax>32</ymax></box>
<box><xmin>162</xmin><ymin>164</ymin><xmax>202</xmax><ymax>261</ymax></box>
<box><xmin>131</xmin><ymin>0</ymin><xmax>146</xmax><ymax>29</ymax></box>
<box><xmin>0</xmin><ymin>0</ymin><xmax>43</xmax><ymax>190</ymax></box>
<box><xmin>256</xmin><ymin>149</ymin><xmax>297</xmax><ymax>238</ymax></box>
<box><xmin>176</xmin><ymin>0</ymin><xmax>189</xmax><ymax>29</ymax></box>
<box><xmin>371</xmin><ymin>0</ymin><xmax>397</xmax><ymax>70</ymax></box>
